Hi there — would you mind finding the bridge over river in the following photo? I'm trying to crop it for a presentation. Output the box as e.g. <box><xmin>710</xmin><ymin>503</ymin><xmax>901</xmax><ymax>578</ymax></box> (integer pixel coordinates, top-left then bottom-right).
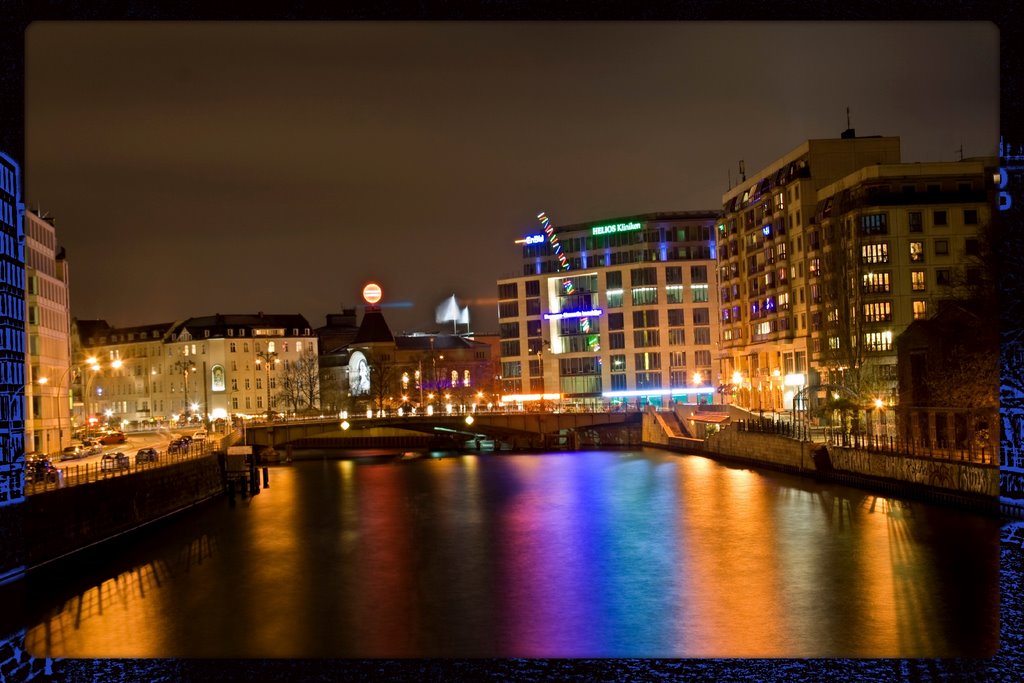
<box><xmin>243</xmin><ymin>411</ymin><xmax>643</xmax><ymax>452</ymax></box>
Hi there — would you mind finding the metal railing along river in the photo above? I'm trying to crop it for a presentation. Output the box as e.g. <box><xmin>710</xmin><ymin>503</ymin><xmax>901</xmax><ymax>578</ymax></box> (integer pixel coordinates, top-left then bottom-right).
<box><xmin>25</xmin><ymin>436</ymin><xmax>225</xmax><ymax>495</ymax></box>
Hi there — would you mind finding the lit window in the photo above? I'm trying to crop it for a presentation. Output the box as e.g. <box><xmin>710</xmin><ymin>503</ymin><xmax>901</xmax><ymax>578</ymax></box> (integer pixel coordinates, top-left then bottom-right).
<box><xmin>911</xmin><ymin>271</ymin><xmax>926</xmax><ymax>291</ymax></box>
<box><xmin>909</xmin><ymin>242</ymin><xmax>925</xmax><ymax>262</ymax></box>
<box><xmin>913</xmin><ymin>301</ymin><xmax>927</xmax><ymax>320</ymax></box>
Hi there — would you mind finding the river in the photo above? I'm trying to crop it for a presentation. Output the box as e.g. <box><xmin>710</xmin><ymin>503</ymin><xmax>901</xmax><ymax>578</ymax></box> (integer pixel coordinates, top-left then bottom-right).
<box><xmin>7</xmin><ymin>447</ymin><xmax>1000</xmax><ymax>659</ymax></box>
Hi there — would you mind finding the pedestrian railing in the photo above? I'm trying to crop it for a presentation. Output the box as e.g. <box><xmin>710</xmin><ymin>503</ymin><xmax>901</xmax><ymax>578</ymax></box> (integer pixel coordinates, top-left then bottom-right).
<box><xmin>731</xmin><ymin>418</ymin><xmax>993</xmax><ymax>465</ymax></box>
<box><xmin>25</xmin><ymin>436</ymin><xmax>226</xmax><ymax>495</ymax></box>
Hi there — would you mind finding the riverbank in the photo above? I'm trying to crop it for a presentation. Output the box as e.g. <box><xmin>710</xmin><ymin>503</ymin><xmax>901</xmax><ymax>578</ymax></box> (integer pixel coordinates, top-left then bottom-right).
<box><xmin>642</xmin><ymin>409</ymin><xmax>1001</xmax><ymax>516</ymax></box>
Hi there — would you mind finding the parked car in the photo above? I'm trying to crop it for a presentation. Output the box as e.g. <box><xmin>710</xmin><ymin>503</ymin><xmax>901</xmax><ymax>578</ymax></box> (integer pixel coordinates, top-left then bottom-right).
<box><xmin>101</xmin><ymin>452</ymin><xmax>130</xmax><ymax>471</ymax></box>
<box><xmin>26</xmin><ymin>457</ymin><xmax>59</xmax><ymax>484</ymax></box>
<box><xmin>99</xmin><ymin>431</ymin><xmax>127</xmax><ymax>445</ymax></box>
<box><xmin>83</xmin><ymin>444</ymin><xmax>104</xmax><ymax>456</ymax></box>
<box><xmin>168</xmin><ymin>436</ymin><xmax>193</xmax><ymax>454</ymax></box>
<box><xmin>60</xmin><ymin>445</ymin><xmax>84</xmax><ymax>461</ymax></box>
<box><xmin>192</xmin><ymin>430</ymin><xmax>208</xmax><ymax>441</ymax></box>
<box><xmin>135</xmin><ymin>447</ymin><xmax>159</xmax><ymax>464</ymax></box>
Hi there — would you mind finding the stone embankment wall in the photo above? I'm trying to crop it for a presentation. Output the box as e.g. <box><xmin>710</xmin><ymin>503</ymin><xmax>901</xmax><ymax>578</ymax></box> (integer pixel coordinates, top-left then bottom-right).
<box><xmin>643</xmin><ymin>412</ymin><xmax>1000</xmax><ymax>511</ymax></box>
<box><xmin>23</xmin><ymin>453</ymin><xmax>224</xmax><ymax>568</ymax></box>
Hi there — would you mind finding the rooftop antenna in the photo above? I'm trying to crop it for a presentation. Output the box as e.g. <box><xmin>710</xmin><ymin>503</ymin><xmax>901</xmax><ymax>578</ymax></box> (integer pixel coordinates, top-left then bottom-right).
<box><xmin>739</xmin><ymin>160</ymin><xmax>746</xmax><ymax>182</ymax></box>
<box><xmin>956</xmin><ymin>142</ymin><xmax>964</xmax><ymax>161</ymax></box>
<box><xmin>846</xmin><ymin>106</ymin><xmax>851</xmax><ymax>130</ymax></box>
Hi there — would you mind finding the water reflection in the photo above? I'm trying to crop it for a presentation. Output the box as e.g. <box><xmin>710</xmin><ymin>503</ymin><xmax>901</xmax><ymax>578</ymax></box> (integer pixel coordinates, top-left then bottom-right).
<box><xmin>13</xmin><ymin>449</ymin><xmax>998</xmax><ymax>659</ymax></box>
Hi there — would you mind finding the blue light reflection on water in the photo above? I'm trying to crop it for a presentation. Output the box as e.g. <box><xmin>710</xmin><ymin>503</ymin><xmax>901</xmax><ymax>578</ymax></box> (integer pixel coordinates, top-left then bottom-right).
<box><xmin>16</xmin><ymin>448</ymin><xmax>999</xmax><ymax>659</ymax></box>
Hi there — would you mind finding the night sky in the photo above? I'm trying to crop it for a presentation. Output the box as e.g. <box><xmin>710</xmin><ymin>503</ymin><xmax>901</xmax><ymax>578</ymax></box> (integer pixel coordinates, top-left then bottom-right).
<box><xmin>23</xmin><ymin>21</ymin><xmax>998</xmax><ymax>334</ymax></box>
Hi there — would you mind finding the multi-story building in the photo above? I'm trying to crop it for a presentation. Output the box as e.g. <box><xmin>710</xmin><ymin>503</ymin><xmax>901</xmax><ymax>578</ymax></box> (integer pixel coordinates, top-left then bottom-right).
<box><xmin>22</xmin><ymin>209</ymin><xmax>72</xmax><ymax>455</ymax></box>
<box><xmin>72</xmin><ymin>313</ymin><xmax>317</xmax><ymax>431</ymax></box>
<box><xmin>497</xmin><ymin>211</ymin><xmax>720</xmax><ymax>408</ymax></box>
<box><xmin>810</xmin><ymin>157</ymin><xmax>997</xmax><ymax>409</ymax></box>
<box><xmin>319</xmin><ymin>301</ymin><xmax>498</xmax><ymax>414</ymax></box>
<box><xmin>717</xmin><ymin>133</ymin><xmax>902</xmax><ymax>413</ymax></box>
<box><xmin>717</xmin><ymin>131</ymin><xmax>996</xmax><ymax>419</ymax></box>
<box><xmin>0</xmin><ymin>151</ymin><xmax>26</xmax><ymax>505</ymax></box>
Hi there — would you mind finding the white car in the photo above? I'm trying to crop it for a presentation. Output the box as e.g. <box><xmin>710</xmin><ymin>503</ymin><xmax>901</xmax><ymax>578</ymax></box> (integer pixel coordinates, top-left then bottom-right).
<box><xmin>192</xmin><ymin>430</ymin><xmax>208</xmax><ymax>441</ymax></box>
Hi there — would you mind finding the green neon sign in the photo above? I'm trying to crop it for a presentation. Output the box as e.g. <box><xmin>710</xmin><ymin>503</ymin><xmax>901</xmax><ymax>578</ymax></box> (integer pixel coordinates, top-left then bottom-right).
<box><xmin>591</xmin><ymin>221</ymin><xmax>642</xmax><ymax>236</ymax></box>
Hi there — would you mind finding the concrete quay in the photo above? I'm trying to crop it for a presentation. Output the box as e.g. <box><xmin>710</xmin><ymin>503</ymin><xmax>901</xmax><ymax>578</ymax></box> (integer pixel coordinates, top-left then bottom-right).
<box><xmin>642</xmin><ymin>407</ymin><xmax>1001</xmax><ymax>515</ymax></box>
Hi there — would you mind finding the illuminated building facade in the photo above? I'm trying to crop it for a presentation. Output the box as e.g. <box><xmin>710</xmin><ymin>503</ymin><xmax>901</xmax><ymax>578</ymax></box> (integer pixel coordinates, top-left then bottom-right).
<box><xmin>23</xmin><ymin>209</ymin><xmax>72</xmax><ymax>455</ymax></box>
<box><xmin>497</xmin><ymin>211</ymin><xmax>720</xmax><ymax>408</ymax></box>
<box><xmin>718</xmin><ymin>132</ymin><xmax>996</xmax><ymax>416</ymax></box>
<box><xmin>810</xmin><ymin>158</ymin><xmax>997</xmax><ymax>411</ymax></box>
<box><xmin>717</xmin><ymin>134</ymin><xmax>902</xmax><ymax>412</ymax></box>
<box><xmin>1</xmin><ymin>151</ymin><xmax>26</xmax><ymax>505</ymax></box>
<box><xmin>73</xmin><ymin>313</ymin><xmax>317</xmax><ymax>431</ymax></box>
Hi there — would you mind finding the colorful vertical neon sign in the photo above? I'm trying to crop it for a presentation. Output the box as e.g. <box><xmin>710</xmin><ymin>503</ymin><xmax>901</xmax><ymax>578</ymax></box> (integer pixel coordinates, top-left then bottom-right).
<box><xmin>537</xmin><ymin>211</ymin><xmax>575</xmax><ymax>294</ymax></box>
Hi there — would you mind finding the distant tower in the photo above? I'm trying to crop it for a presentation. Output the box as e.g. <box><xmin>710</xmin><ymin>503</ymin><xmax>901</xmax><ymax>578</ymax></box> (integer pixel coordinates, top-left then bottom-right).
<box><xmin>0</xmin><ymin>151</ymin><xmax>27</xmax><ymax>507</ymax></box>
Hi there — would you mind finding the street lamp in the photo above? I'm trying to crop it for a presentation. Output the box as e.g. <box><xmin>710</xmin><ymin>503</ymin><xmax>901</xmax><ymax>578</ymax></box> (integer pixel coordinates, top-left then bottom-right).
<box><xmin>255</xmin><ymin>350</ymin><xmax>279</xmax><ymax>421</ymax></box>
<box><xmin>172</xmin><ymin>359</ymin><xmax>197</xmax><ymax>425</ymax></box>
<box><xmin>37</xmin><ymin>365</ymin><xmax>74</xmax><ymax>452</ymax></box>
<box><xmin>84</xmin><ymin>357</ymin><xmax>122</xmax><ymax>437</ymax></box>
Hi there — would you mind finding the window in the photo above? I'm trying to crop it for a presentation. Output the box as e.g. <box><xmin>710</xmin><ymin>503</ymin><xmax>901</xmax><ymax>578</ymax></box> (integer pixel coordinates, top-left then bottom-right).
<box><xmin>913</xmin><ymin>300</ymin><xmax>927</xmax><ymax>320</ymax></box>
<box><xmin>691</xmin><ymin>284</ymin><xmax>709</xmax><ymax>303</ymax></box>
<box><xmin>609</xmin><ymin>354</ymin><xmax>627</xmax><ymax>372</ymax></box>
<box><xmin>231</xmin><ymin>379</ymin><xmax>238</xmax><ymax>391</ymax></box>
<box><xmin>668</xmin><ymin>309</ymin><xmax>685</xmax><ymax>326</ymax></box>
<box><xmin>864</xmin><ymin>331</ymin><xmax>893</xmax><ymax>352</ymax></box>
<box><xmin>631</xmin><ymin>287</ymin><xmax>658</xmax><ymax>306</ymax></box>
<box><xmin>669</xmin><ymin>352</ymin><xmax>686</xmax><ymax>367</ymax></box>
<box><xmin>910</xmin><ymin>242</ymin><xmax>925</xmax><ymax>262</ymax></box>
<box><xmin>497</xmin><ymin>283</ymin><xmax>517</xmax><ymax>299</ymax></box>
<box><xmin>863</xmin><ymin>301</ymin><xmax>892</xmax><ymax>323</ymax></box>
<box><xmin>908</xmin><ymin>211</ymin><xmax>922</xmax><ymax>232</ymax></box>
<box><xmin>690</xmin><ymin>265</ymin><xmax>708</xmax><ymax>283</ymax></box>
<box><xmin>525</xmin><ymin>280</ymin><xmax>540</xmax><ymax>297</ymax></box>
<box><xmin>608</xmin><ymin>332</ymin><xmax>625</xmax><ymax>349</ymax></box>
<box><xmin>861</xmin><ymin>243</ymin><xmax>889</xmax><ymax>264</ymax></box>
<box><xmin>607</xmin><ymin>312</ymin><xmax>624</xmax><ymax>330</ymax></box>
<box><xmin>936</xmin><ymin>269</ymin><xmax>952</xmax><ymax>286</ymax></box>
<box><xmin>911</xmin><ymin>270</ymin><xmax>926</xmax><ymax>291</ymax></box>
<box><xmin>860</xmin><ymin>213</ymin><xmax>888</xmax><ymax>235</ymax></box>
<box><xmin>498</xmin><ymin>301</ymin><xmax>520</xmax><ymax>318</ymax></box>
<box><xmin>692</xmin><ymin>308</ymin><xmax>710</xmax><ymax>325</ymax></box>
<box><xmin>630</xmin><ymin>267</ymin><xmax>658</xmax><ymax>286</ymax></box>
<box><xmin>633</xmin><ymin>330</ymin><xmax>661</xmax><ymax>347</ymax></box>
<box><xmin>964</xmin><ymin>209</ymin><xmax>978</xmax><ymax>225</ymax></box>
<box><xmin>606</xmin><ymin>290</ymin><xmax>623</xmax><ymax>308</ymax></box>
<box><xmin>606</xmin><ymin>270</ymin><xmax>622</xmax><ymax>289</ymax></box>
<box><xmin>665</xmin><ymin>266</ymin><xmax>683</xmax><ymax>284</ymax></box>
<box><xmin>693</xmin><ymin>328</ymin><xmax>711</xmax><ymax>345</ymax></box>
<box><xmin>933</xmin><ymin>210</ymin><xmax>947</xmax><ymax>226</ymax></box>
<box><xmin>694</xmin><ymin>350</ymin><xmax>712</xmax><ymax>367</ymax></box>
<box><xmin>668</xmin><ymin>329</ymin><xmax>685</xmax><ymax>346</ymax></box>
<box><xmin>965</xmin><ymin>238</ymin><xmax>980</xmax><ymax>256</ymax></box>
<box><xmin>809</xmin><ymin>257</ymin><xmax>821</xmax><ymax>276</ymax></box>
<box><xmin>666</xmin><ymin>285</ymin><xmax>685</xmax><ymax>304</ymax></box>
<box><xmin>633</xmin><ymin>310</ymin><xmax>659</xmax><ymax>328</ymax></box>
<box><xmin>934</xmin><ymin>239</ymin><xmax>949</xmax><ymax>255</ymax></box>
<box><xmin>634</xmin><ymin>352</ymin><xmax>662</xmax><ymax>371</ymax></box>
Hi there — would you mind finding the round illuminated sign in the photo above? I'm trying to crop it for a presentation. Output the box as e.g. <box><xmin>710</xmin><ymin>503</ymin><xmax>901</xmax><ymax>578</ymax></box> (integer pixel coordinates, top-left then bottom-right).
<box><xmin>362</xmin><ymin>283</ymin><xmax>382</xmax><ymax>304</ymax></box>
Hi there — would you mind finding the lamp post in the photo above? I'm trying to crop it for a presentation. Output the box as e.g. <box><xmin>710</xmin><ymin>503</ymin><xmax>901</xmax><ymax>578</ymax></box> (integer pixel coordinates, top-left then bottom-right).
<box><xmin>172</xmin><ymin>359</ymin><xmax>197</xmax><ymax>426</ymax></box>
<box><xmin>37</xmin><ymin>364</ymin><xmax>75</xmax><ymax>452</ymax></box>
<box><xmin>255</xmin><ymin>350</ymin><xmax>279</xmax><ymax>421</ymax></box>
<box><xmin>83</xmin><ymin>357</ymin><xmax>123</xmax><ymax>437</ymax></box>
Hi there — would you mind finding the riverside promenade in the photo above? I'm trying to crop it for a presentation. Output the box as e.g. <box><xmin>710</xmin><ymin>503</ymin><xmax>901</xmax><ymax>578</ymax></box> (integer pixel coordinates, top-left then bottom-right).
<box><xmin>642</xmin><ymin>405</ymin><xmax>1003</xmax><ymax>516</ymax></box>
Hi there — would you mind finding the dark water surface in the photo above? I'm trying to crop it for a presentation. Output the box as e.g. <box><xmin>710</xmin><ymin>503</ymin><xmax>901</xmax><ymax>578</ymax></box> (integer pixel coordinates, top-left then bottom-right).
<box><xmin>12</xmin><ymin>448</ymin><xmax>1000</xmax><ymax>658</ymax></box>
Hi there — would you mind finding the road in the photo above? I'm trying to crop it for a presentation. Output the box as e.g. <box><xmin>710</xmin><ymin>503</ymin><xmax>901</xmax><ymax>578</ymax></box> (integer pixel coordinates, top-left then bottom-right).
<box><xmin>53</xmin><ymin>428</ymin><xmax>202</xmax><ymax>470</ymax></box>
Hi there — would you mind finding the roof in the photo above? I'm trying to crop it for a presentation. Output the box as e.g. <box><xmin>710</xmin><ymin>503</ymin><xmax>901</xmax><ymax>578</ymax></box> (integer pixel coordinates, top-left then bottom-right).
<box><xmin>352</xmin><ymin>308</ymin><xmax>394</xmax><ymax>344</ymax></box>
<box><xmin>170</xmin><ymin>313</ymin><xmax>314</xmax><ymax>339</ymax></box>
<box><xmin>394</xmin><ymin>334</ymin><xmax>488</xmax><ymax>351</ymax></box>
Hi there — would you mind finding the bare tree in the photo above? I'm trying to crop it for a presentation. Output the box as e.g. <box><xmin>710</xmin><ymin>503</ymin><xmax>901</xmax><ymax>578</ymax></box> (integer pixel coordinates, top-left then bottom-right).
<box><xmin>276</xmin><ymin>347</ymin><xmax>321</xmax><ymax>414</ymax></box>
<box><xmin>364</xmin><ymin>349</ymin><xmax>401</xmax><ymax>413</ymax></box>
